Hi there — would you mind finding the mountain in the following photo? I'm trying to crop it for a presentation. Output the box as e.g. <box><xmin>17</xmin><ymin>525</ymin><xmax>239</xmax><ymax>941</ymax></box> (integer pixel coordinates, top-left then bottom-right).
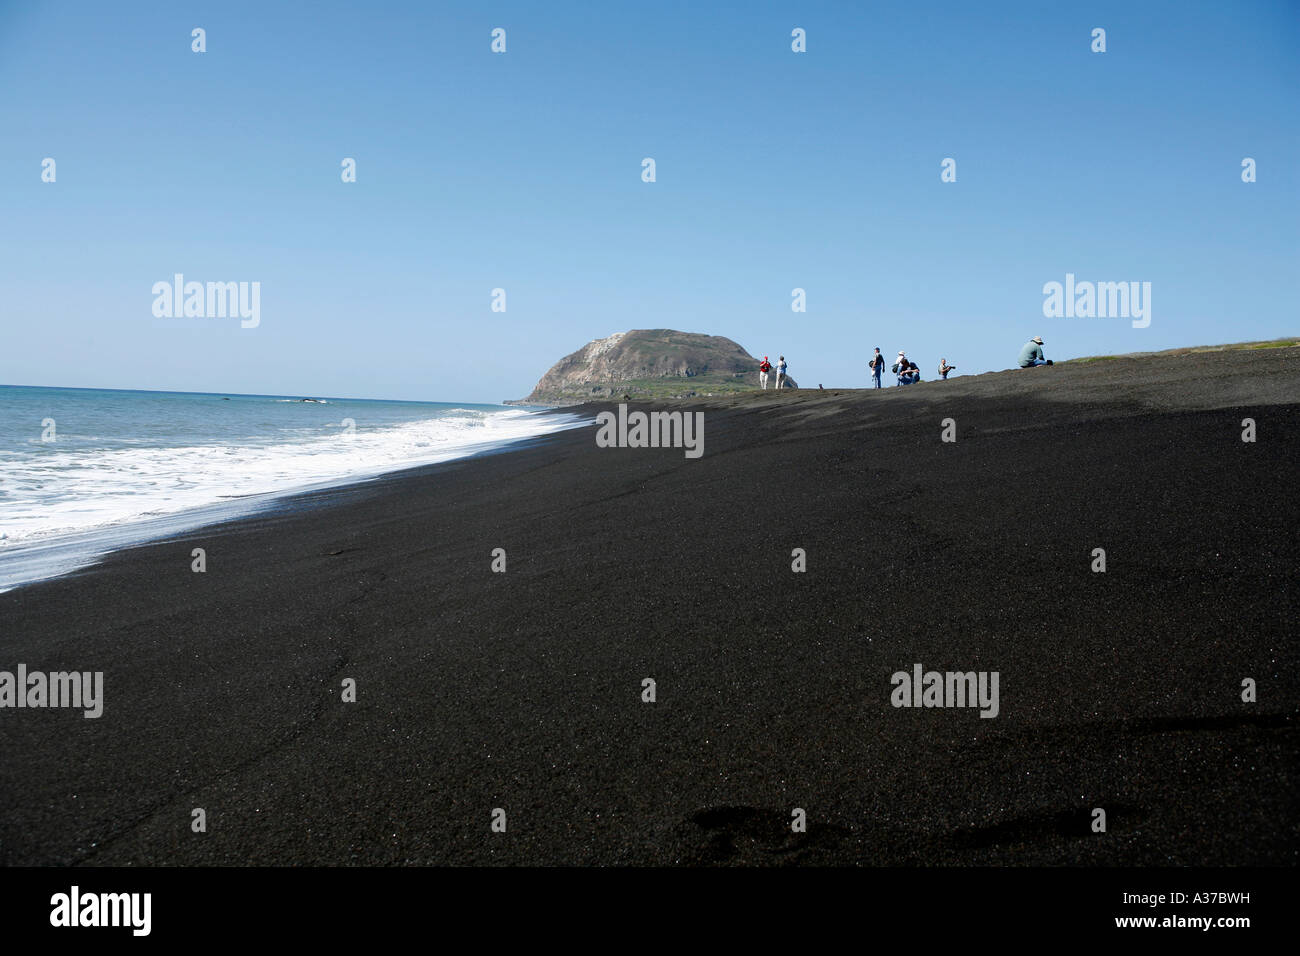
<box><xmin>509</xmin><ymin>329</ymin><xmax>796</xmax><ymax>405</ymax></box>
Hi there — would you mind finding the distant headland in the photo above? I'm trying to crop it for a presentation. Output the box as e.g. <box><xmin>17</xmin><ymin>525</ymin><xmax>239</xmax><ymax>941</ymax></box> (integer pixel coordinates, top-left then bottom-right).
<box><xmin>507</xmin><ymin>329</ymin><xmax>796</xmax><ymax>405</ymax></box>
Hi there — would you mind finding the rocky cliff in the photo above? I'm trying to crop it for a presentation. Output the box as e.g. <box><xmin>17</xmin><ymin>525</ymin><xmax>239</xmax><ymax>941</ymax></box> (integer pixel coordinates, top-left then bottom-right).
<box><xmin>510</xmin><ymin>329</ymin><xmax>796</xmax><ymax>405</ymax></box>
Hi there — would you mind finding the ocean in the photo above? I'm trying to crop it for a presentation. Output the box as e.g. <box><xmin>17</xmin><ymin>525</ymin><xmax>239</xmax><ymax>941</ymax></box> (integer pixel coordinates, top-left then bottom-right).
<box><xmin>0</xmin><ymin>385</ymin><xmax>581</xmax><ymax>592</ymax></box>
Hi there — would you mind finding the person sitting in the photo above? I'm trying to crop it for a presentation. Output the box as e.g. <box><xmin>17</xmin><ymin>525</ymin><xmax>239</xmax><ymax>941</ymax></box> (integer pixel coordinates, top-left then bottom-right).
<box><xmin>938</xmin><ymin>358</ymin><xmax>956</xmax><ymax>380</ymax></box>
<box><xmin>1017</xmin><ymin>336</ymin><xmax>1053</xmax><ymax>368</ymax></box>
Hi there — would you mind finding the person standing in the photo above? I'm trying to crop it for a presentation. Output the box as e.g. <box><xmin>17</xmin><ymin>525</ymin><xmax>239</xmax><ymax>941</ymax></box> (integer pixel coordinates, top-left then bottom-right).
<box><xmin>775</xmin><ymin>355</ymin><xmax>788</xmax><ymax>390</ymax></box>
<box><xmin>869</xmin><ymin>347</ymin><xmax>883</xmax><ymax>388</ymax></box>
<box><xmin>759</xmin><ymin>355</ymin><xmax>772</xmax><ymax>389</ymax></box>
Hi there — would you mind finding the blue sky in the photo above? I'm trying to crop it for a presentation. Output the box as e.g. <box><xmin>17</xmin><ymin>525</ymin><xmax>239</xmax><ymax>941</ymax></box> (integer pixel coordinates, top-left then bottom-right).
<box><xmin>2</xmin><ymin>0</ymin><xmax>1296</xmax><ymax>402</ymax></box>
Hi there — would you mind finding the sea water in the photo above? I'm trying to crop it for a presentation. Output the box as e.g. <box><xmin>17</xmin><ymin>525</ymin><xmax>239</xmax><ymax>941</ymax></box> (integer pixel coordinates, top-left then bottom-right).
<box><xmin>0</xmin><ymin>385</ymin><xmax>581</xmax><ymax>592</ymax></box>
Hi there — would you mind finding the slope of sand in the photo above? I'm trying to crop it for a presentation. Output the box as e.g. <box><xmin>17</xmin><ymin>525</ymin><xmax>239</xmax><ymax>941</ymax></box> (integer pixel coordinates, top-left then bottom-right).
<box><xmin>1</xmin><ymin>347</ymin><xmax>1296</xmax><ymax>865</ymax></box>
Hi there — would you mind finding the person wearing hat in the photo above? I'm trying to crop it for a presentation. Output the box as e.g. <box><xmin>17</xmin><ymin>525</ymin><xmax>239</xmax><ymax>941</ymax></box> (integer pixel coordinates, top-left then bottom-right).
<box><xmin>1018</xmin><ymin>335</ymin><xmax>1053</xmax><ymax>368</ymax></box>
<box><xmin>758</xmin><ymin>355</ymin><xmax>772</xmax><ymax>389</ymax></box>
<box><xmin>895</xmin><ymin>351</ymin><xmax>920</xmax><ymax>385</ymax></box>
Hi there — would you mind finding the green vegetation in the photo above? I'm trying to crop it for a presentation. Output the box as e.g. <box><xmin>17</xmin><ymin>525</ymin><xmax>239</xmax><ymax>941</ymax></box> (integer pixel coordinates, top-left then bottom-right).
<box><xmin>604</xmin><ymin>375</ymin><xmax>759</xmax><ymax>400</ymax></box>
<box><xmin>1236</xmin><ymin>339</ymin><xmax>1299</xmax><ymax>350</ymax></box>
<box><xmin>1061</xmin><ymin>339</ymin><xmax>1297</xmax><ymax>364</ymax></box>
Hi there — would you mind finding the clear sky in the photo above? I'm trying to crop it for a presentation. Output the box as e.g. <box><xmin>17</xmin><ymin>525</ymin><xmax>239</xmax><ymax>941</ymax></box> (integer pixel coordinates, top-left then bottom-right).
<box><xmin>2</xmin><ymin>0</ymin><xmax>1296</xmax><ymax>402</ymax></box>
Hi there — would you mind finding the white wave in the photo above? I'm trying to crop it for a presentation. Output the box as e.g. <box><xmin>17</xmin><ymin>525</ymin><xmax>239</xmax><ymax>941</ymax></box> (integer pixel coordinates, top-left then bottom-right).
<box><xmin>0</xmin><ymin>408</ymin><xmax>583</xmax><ymax>549</ymax></box>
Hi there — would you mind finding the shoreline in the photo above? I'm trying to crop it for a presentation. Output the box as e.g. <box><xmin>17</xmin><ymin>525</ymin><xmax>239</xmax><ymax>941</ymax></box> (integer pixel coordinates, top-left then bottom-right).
<box><xmin>1</xmin><ymin>348</ymin><xmax>1297</xmax><ymax>866</ymax></box>
<box><xmin>0</xmin><ymin>406</ymin><xmax>589</xmax><ymax>594</ymax></box>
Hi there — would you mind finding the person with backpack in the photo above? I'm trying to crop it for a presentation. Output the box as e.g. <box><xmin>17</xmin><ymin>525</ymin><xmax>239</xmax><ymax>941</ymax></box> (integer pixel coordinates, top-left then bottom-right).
<box><xmin>938</xmin><ymin>358</ymin><xmax>956</xmax><ymax>380</ymax></box>
<box><xmin>894</xmin><ymin>351</ymin><xmax>920</xmax><ymax>385</ymax></box>
<box><xmin>869</xmin><ymin>347</ymin><xmax>884</xmax><ymax>388</ymax></box>
<box><xmin>759</xmin><ymin>355</ymin><xmax>772</xmax><ymax>389</ymax></box>
<box><xmin>775</xmin><ymin>355</ymin><xmax>788</xmax><ymax>390</ymax></box>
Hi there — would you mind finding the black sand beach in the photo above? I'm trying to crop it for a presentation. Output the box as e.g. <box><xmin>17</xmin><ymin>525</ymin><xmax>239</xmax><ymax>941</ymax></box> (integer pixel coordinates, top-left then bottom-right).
<box><xmin>2</xmin><ymin>348</ymin><xmax>1297</xmax><ymax>866</ymax></box>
